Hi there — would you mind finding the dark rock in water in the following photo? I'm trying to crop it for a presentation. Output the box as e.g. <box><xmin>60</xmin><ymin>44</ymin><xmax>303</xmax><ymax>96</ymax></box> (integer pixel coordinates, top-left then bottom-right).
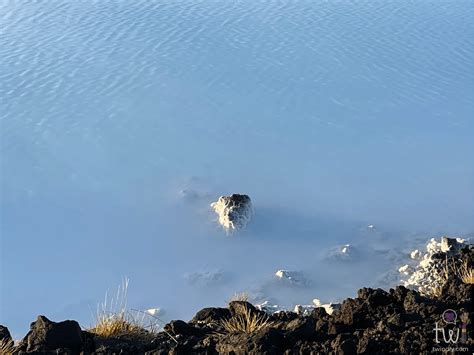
<box><xmin>19</xmin><ymin>315</ymin><xmax>83</xmax><ymax>352</ymax></box>
<box><xmin>211</xmin><ymin>194</ymin><xmax>253</xmax><ymax>230</ymax></box>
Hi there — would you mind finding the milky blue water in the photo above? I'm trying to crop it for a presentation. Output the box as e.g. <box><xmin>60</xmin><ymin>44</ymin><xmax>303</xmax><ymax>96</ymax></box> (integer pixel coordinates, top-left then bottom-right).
<box><xmin>1</xmin><ymin>0</ymin><xmax>473</xmax><ymax>338</ymax></box>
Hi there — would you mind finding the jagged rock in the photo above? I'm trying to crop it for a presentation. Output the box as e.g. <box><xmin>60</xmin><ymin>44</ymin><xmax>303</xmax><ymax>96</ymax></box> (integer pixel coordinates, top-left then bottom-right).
<box><xmin>0</xmin><ymin>325</ymin><xmax>12</xmax><ymax>342</ymax></box>
<box><xmin>210</xmin><ymin>194</ymin><xmax>253</xmax><ymax>230</ymax></box>
<box><xmin>309</xmin><ymin>298</ymin><xmax>341</xmax><ymax>316</ymax></box>
<box><xmin>386</xmin><ymin>313</ymin><xmax>404</xmax><ymax>329</ymax></box>
<box><xmin>311</xmin><ymin>307</ymin><xmax>329</xmax><ymax>323</ymax></box>
<box><xmin>357</xmin><ymin>288</ymin><xmax>392</xmax><ymax>307</ymax></box>
<box><xmin>284</xmin><ymin>316</ymin><xmax>316</xmax><ymax>340</ymax></box>
<box><xmin>399</xmin><ymin>330</ymin><xmax>423</xmax><ymax>353</ymax></box>
<box><xmin>228</xmin><ymin>301</ymin><xmax>258</xmax><ymax>317</ymax></box>
<box><xmin>331</xmin><ymin>333</ymin><xmax>357</xmax><ymax>354</ymax></box>
<box><xmin>18</xmin><ymin>315</ymin><xmax>83</xmax><ymax>352</ymax></box>
<box><xmin>402</xmin><ymin>289</ymin><xmax>424</xmax><ymax>313</ymax></box>
<box><xmin>216</xmin><ymin>327</ymin><xmax>284</xmax><ymax>355</ymax></box>
<box><xmin>440</xmin><ymin>236</ymin><xmax>462</xmax><ymax>253</ymax></box>
<box><xmin>389</xmin><ymin>285</ymin><xmax>410</xmax><ymax>304</ymax></box>
<box><xmin>0</xmin><ymin>325</ymin><xmax>14</xmax><ymax>351</ymax></box>
<box><xmin>93</xmin><ymin>332</ymin><xmax>156</xmax><ymax>354</ymax></box>
<box><xmin>270</xmin><ymin>311</ymin><xmax>298</xmax><ymax>323</ymax></box>
<box><xmin>336</xmin><ymin>298</ymin><xmax>370</xmax><ymax>328</ymax></box>
<box><xmin>190</xmin><ymin>307</ymin><xmax>231</xmax><ymax>326</ymax></box>
<box><xmin>357</xmin><ymin>329</ymin><xmax>391</xmax><ymax>354</ymax></box>
<box><xmin>164</xmin><ymin>320</ymin><xmax>202</xmax><ymax>337</ymax></box>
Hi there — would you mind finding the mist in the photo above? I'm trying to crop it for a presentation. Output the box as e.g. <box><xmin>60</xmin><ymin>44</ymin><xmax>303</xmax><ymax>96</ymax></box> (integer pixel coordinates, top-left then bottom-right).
<box><xmin>1</xmin><ymin>0</ymin><xmax>473</xmax><ymax>339</ymax></box>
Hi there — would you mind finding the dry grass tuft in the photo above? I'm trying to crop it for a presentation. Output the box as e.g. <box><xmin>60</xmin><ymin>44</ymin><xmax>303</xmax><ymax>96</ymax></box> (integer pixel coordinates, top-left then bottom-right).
<box><xmin>424</xmin><ymin>284</ymin><xmax>444</xmax><ymax>299</ymax></box>
<box><xmin>227</xmin><ymin>292</ymin><xmax>249</xmax><ymax>303</ymax></box>
<box><xmin>457</xmin><ymin>261</ymin><xmax>474</xmax><ymax>284</ymax></box>
<box><xmin>0</xmin><ymin>339</ymin><xmax>15</xmax><ymax>355</ymax></box>
<box><xmin>89</xmin><ymin>278</ymin><xmax>157</xmax><ymax>341</ymax></box>
<box><xmin>424</xmin><ymin>256</ymin><xmax>473</xmax><ymax>298</ymax></box>
<box><xmin>220</xmin><ymin>304</ymin><xmax>275</xmax><ymax>334</ymax></box>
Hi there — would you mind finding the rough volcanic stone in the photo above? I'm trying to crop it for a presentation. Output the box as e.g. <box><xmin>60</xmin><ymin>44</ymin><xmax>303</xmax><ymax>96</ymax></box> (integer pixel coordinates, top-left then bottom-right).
<box><xmin>211</xmin><ymin>194</ymin><xmax>253</xmax><ymax>230</ymax></box>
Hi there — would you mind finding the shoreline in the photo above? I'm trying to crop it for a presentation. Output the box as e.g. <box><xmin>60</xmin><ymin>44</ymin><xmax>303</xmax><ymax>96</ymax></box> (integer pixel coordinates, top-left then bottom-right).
<box><xmin>1</xmin><ymin>242</ymin><xmax>472</xmax><ymax>354</ymax></box>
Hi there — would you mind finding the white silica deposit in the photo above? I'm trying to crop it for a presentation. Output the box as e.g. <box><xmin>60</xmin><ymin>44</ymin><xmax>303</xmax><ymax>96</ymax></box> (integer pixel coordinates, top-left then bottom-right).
<box><xmin>398</xmin><ymin>236</ymin><xmax>469</xmax><ymax>296</ymax></box>
<box><xmin>312</xmin><ymin>299</ymin><xmax>341</xmax><ymax>315</ymax></box>
<box><xmin>326</xmin><ymin>244</ymin><xmax>356</xmax><ymax>261</ymax></box>
<box><xmin>210</xmin><ymin>194</ymin><xmax>253</xmax><ymax>230</ymax></box>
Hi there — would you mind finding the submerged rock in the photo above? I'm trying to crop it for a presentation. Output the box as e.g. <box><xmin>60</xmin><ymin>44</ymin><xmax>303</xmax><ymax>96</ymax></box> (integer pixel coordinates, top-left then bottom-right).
<box><xmin>184</xmin><ymin>270</ymin><xmax>226</xmax><ymax>286</ymax></box>
<box><xmin>327</xmin><ymin>244</ymin><xmax>357</xmax><ymax>261</ymax></box>
<box><xmin>211</xmin><ymin>194</ymin><xmax>253</xmax><ymax>230</ymax></box>
<box><xmin>274</xmin><ymin>270</ymin><xmax>309</xmax><ymax>287</ymax></box>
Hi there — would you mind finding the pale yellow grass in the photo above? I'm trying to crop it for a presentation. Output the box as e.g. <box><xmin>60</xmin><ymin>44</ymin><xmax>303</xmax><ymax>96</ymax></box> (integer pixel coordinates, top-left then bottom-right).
<box><xmin>227</xmin><ymin>291</ymin><xmax>249</xmax><ymax>303</ymax></box>
<box><xmin>457</xmin><ymin>261</ymin><xmax>474</xmax><ymax>284</ymax></box>
<box><xmin>221</xmin><ymin>304</ymin><xmax>275</xmax><ymax>334</ymax></box>
<box><xmin>0</xmin><ymin>339</ymin><xmax>15</xmax><ymax>355</ymax></box>
<box><xmin>88</xmin><ymin>278</ymin><xmax>157</xmax><ymax>341</ymax></box>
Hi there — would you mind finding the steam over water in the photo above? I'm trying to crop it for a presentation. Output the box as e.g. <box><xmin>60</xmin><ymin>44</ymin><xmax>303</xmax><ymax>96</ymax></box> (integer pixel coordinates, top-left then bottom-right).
<box><xmin>1</xmin><ymin>0</ymin><xmax>473</xmax><ymax>337</ymax></box>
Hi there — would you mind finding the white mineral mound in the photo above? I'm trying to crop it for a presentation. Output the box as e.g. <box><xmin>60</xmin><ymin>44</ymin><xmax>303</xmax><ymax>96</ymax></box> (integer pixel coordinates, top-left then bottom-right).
<box><xmin>210</xmin><ymin>194</ymin><xmax>253</xmax><ymax>230</ymax></box>
<box><xmin>398</xmin><ymin>236</ymin><xmax>469</xmax><ymax>296</ymax></box>
<box><xmin>312</xmin><ymin>299</ymin><xmax>341</xmax><ymax>315</ymax></box>
<box><xmin>326</xmin><ymin>243</ymin><xmax>356</xmax><ymax>261</ymax></box>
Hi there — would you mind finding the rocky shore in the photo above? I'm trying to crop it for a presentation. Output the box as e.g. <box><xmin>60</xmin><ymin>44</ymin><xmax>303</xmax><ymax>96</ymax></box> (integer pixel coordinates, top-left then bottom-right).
<box><xmin>1</xmin><ymin>245</ymin><xmax>472</xmax><ymax>354</ymax></box>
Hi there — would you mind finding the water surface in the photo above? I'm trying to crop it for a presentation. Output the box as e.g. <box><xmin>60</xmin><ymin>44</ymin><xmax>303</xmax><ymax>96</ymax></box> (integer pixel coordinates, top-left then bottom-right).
<box><xmin>1</xmin><ymin>0</ymin><xmax>473</xmax><ymax>338</ymax></box>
